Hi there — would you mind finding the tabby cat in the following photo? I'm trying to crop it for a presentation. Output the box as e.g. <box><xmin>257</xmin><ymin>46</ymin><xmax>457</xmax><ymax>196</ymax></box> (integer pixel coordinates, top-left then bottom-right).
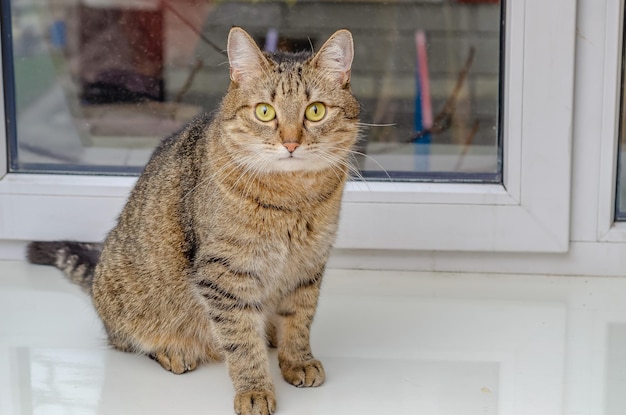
<box><xmin>27</xmin><ymin>27</ymin><xmax>359</xmax><ymax>415</ymax></box>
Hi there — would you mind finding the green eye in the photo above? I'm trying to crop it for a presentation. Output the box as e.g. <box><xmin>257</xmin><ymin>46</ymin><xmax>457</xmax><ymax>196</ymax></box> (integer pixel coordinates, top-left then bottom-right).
<box><xmin>255</xmin><ymin>103</ymin><xmax>276</xmax><ymax>122</ymax></box>
<box><xmin>305</xmin><ymin>102</ymin><xmax>326</xmax><ymax>122</ymax></box>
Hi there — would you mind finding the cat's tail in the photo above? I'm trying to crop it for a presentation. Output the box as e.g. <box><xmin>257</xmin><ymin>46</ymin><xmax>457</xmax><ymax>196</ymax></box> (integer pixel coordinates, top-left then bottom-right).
<box><xmin>26</xmin><ymin>241</ymin><xmax>103</xmax><ymax>292</ymax></box>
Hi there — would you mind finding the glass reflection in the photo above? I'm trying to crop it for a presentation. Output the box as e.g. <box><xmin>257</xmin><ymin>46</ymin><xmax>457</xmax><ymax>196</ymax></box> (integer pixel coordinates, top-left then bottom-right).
<box><xmin>5</xmin><ymin>0</ymin><xmax>502</xmax><ymax>181</ymax></box>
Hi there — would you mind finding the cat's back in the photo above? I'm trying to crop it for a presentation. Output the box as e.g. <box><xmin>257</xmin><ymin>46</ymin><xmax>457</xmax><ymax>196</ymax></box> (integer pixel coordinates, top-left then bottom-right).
<box><xmin>95</xmin><ymin>113</ymin><xmax>212</xmax><ymax>282</ymax></box>
<box><xmin>90</xmin><ymin>113</ymin><xmax>221</xmax><ymax>338</ymax></box>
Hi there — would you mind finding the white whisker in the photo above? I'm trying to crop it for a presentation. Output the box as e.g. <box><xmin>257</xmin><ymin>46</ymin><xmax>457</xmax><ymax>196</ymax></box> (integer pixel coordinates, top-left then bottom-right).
<box><xmin>356</xmin><ymin>122</ymin><xmax>397</xmax><ymax>127</ymax></box>
<box><xmin>320</xmin><ymin>144</ymin><xmax>393</xmax><ymax>183</ymax></box>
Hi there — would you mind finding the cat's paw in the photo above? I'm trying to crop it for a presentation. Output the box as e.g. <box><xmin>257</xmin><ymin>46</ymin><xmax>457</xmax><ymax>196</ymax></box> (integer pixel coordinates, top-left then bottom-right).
<box><xmin>234</xmin><ymin>390</ymin><xmax>276</xmax><ymax>415</ymax></box>
<box><xmin>280</xmin><ymin>359</ymin><xmax>325</xmax><ymax>387</ymax></box>
<box><xmin>150</xmin><ymin>350</ymin><xmax>198</xmax><ymax>374</ymax></box>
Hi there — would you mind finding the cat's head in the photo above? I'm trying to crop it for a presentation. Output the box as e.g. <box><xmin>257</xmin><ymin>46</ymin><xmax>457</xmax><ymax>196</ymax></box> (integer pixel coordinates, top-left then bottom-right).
<box><xmin>218</xmin><ymin>27</ymin><xmax>360</xmax><ymax>174</ymax></box>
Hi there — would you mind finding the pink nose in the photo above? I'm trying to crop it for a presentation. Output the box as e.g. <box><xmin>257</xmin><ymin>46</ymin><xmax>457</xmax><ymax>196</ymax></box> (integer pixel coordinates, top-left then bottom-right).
<box><xmin>283</xmin><ymin>142</ymin><xmax>300</xmax><ymax>153</ymax></box>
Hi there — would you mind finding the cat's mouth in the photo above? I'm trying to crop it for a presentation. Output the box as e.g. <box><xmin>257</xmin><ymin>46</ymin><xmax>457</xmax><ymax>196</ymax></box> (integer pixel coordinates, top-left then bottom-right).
<box><xmin>269</xmin><ymin>153</ymin><xmax>319</xmax><ymax>173</ymax></box>
<box><xmin>279</xmin><ymin>156</ymin><xmax>300</xmax><ymax>163</ymax></box>
<box><xmin>269</xmin><ymin>148</ymin><xmax>331</xmax><ymax>172</ymax></box>
<box><xmin>279</xmin><ymin>153</ymin><xmax>301</xmax><ymax>160</ymax></box>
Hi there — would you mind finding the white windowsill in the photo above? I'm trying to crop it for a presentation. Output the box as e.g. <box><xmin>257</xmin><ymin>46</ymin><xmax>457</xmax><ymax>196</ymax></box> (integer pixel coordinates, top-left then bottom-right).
<box><xmin>1</xmin><ymin>260</ymin><xmax>623</xmax><ymax>415</ymax></box>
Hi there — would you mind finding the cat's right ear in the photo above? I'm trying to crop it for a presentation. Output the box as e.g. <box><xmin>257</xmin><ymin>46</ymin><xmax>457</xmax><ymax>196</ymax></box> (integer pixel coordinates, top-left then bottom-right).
<box><xmin>227</xmin><ymin>27</ymin><xmax>268</xmax><ymax>85</ymax></box>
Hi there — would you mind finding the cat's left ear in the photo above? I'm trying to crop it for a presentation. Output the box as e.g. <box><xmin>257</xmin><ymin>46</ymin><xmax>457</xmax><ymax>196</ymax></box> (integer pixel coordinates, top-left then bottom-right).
<box><xmin>227</xmin><ymin>27</ymin><xmax>268</xmax><ymax>85</ymax></box>
<box><xmin>311</xmin><ymin>29</ymin><xmax>354</xmax><ymax>87</ymax></box>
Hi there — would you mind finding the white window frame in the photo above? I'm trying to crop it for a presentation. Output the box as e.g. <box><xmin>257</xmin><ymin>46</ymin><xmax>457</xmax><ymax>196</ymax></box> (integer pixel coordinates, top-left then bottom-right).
<box><xmin>331</xmin><ymin>0</ymin><xmax>626</xmax><ymax>279</ymax></box>
<box><xmin>598</xmin><ymin>0</ymin><xmax>626</xmax><ymax>243</ymax></box>
<box><xmin>0</xmin><ymin>0</ymin><xmax>576</xmax><ymax>256</ymax></box>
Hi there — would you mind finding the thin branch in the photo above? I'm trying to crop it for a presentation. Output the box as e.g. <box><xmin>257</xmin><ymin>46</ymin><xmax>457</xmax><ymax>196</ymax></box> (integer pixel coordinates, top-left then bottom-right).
<box><xmin>408</xmin><ymin>46</ymin><xmax>476</xmax><ymax>142</ymax></box>
<box><xmin>454</xmin><ymin>120</ymin><xmax>480</xmax><ymax>171</ymax></box>
<box><xmin>162</xmin><ymin>0</ymin><xmax>227</xmax><ymax>56</ymax></box>
<box><xmin>173</xmin><ymin>58</ymin><xmax>204</xmax><ymax>103</ymax></box>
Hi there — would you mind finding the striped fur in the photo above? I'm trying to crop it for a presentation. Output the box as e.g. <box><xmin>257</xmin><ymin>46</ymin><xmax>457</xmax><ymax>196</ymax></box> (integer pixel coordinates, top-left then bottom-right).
<box><xmin>27</xmin><ymin>241</ymin><xmax>102</xmax><ymax>291</ymax></box>
<box><xmin>27</xmin><ymin>27</ymin><xmax>359</xmax><ymax>415</ymax></box>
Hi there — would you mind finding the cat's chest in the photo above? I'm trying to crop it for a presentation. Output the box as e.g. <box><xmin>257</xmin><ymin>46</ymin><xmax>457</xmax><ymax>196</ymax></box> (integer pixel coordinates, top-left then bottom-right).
<box><xmin>197</xmin><ymin>180</ymin><xmax>341</xmax><ymax>277</ymax></box>
<box><xmin>239</xmin><ymin>208</ymin><xmax>335</xmax><ymax>272</ymax></box>
<box><xmin>256</xmin><ymin>209</ymin><xmax>333</xmax><ymax>254</ymax></box>
<box><xmin>252</xmin><ymin>213</ymin><xmax>333</xmax><ymax>292</ymax></box>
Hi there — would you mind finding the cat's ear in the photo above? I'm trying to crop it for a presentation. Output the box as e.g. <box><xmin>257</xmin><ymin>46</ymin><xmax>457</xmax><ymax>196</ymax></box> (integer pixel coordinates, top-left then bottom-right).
<box><xmin>227</xmin><ymin>27</ymin><xmax>268</xmax><ymax>85</ymax></box>
<box><xmin>311</xmin><ymin>30</ymin><xmax>354</xmax><ymax>86</ymax></box>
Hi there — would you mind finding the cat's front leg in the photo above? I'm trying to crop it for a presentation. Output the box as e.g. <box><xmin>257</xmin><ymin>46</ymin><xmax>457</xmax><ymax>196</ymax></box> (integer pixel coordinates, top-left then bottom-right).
<box><xmin>193</xmin><ymin>262</ymin><xmax>276</xmax><ymax>415</ymax></box>
<box><xmin>277</xmin><ymin>270</ymin><xmax>326</xmax><ymax>388</ymax></box>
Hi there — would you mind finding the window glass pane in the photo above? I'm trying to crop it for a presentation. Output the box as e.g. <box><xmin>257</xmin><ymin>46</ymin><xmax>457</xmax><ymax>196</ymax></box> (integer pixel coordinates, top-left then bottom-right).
<box><xmin>3</xmin><ymin>0</ymin><xmax>502</xmax><ymax>181</ymax></box>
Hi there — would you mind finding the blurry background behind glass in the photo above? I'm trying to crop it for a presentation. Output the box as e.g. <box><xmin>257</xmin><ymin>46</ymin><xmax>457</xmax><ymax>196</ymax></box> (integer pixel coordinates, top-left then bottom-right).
<box><xmin>4</xmin><ymin>0</ymin><xmax>502</xmax><ymax>181</ymax></box>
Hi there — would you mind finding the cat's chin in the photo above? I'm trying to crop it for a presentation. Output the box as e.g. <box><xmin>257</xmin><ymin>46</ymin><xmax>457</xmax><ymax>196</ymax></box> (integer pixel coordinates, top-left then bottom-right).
<box><xmin>267</xmin><ymin>157</ymin><xmax>330</xmax><ymax>174</ymax></box>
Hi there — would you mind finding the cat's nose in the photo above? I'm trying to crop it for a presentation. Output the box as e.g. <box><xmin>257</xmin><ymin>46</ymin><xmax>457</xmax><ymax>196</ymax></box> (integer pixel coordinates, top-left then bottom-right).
<box><xmin>283</xmin><ymin>142</ymin><xmax>300</xmax><ymax>153</ymax></box>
